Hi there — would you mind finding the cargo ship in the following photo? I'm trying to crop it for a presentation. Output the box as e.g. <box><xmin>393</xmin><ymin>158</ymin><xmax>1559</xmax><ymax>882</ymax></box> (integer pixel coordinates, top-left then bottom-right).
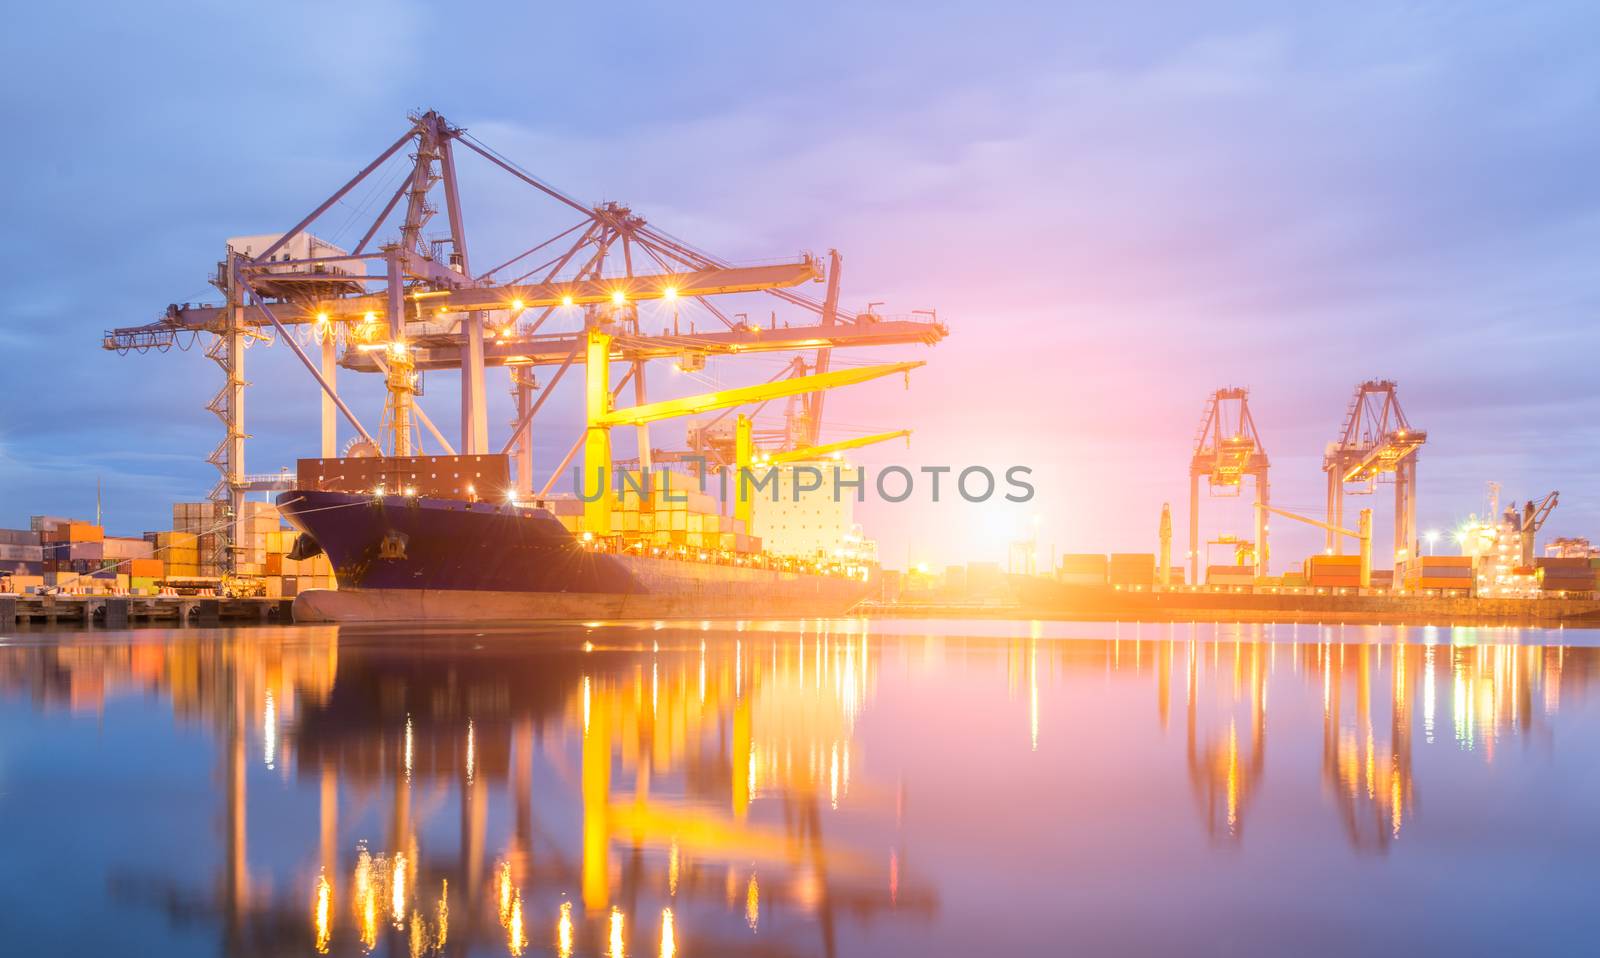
<box><xmin>279</xmin><ymin>454</ymin><xmax>871</xmax><ymax>623</ymax></box>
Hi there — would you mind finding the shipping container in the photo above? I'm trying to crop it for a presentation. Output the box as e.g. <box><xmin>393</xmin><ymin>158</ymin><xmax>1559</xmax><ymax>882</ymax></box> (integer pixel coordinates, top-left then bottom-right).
<box><xmin>46</xmin><ymin>522</ymin><xmax>104</xmax><ymax>543</ymax></box>
<box><xmin>1109</xmin><ymin>553</ymin><xmax>1156</xmax><ymax>586</ymax></box>
<box><xmin>1207</xmin><ymin>564</ymin><xmax>1254</xmax><ymax>586</ymax></box>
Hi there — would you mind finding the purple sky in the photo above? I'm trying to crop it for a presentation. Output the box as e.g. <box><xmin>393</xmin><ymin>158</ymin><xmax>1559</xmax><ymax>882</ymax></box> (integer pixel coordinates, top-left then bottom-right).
<box><xmin>3</xmin><ymin>1</ymin><xmax>1598</xmax><ymax>569</ymax></box>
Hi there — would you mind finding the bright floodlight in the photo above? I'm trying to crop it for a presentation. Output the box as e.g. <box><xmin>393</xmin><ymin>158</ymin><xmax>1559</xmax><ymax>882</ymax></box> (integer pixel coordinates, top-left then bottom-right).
<box><xmin>511</xmin><ymin>298</ymin><xmax>524</xmax><ymax>311</ymax></box>
<box><xmin>663</xmin><ymin>286</ymin><xmax>678</xmax><ymax>300</ymax></box>
<box><xmin>561</xmin><ymin>294</ymin><xmax>574</xmax><ymax>307</ymax></box>
<box><xmin>611</xmin><ymin>289</ymin><xmax>626</xmax><ymax>305</ymax></box>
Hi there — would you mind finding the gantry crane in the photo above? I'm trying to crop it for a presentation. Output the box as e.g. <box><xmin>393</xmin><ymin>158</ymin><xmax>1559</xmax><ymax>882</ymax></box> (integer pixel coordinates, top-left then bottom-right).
<box><xmin>1189</xmin><ymin>388</ymin><xmax>1270</xmax><ymax>582</ymax></box>
<box><xmin>100</xmin><ymin>110</ymin><xmax>946</xmax><ymax>569</ymax></box>
<box><xmin>1323</xmin><ymin>380</ymin><xmax>1425</xmax><ymax>565</ymax></box>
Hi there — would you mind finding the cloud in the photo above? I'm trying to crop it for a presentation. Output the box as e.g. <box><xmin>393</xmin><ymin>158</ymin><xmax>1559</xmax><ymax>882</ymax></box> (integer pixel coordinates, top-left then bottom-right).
<box><xmin>3</xmin><ymin>1</ymin><xmax>1599</xmax><ymax>565</ymax></box>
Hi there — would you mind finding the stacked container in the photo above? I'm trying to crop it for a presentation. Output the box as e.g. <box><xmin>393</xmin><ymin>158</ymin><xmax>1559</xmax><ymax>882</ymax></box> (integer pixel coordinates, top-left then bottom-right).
<box><xmin>552</xmin><ymin>470</ymin><xmax>765</xmax><ymax>556</ymax></box>
<box><xmin>0</xmin><ymin>528</ymin><xmax>45</xmax><ymax>578</ymax></box>
<box><xmin>1207</xmin><ymin>564</ymin><xmax>1254</xmax><ymax>587</ymax></box>
<box><xmin>1536</xmin><ymin>557</ymin><xmax>1596</xmax><ymax>594</ymax></box>
<box><xmin>1305</xmin><ymin>554</ymin><xmax>1363</xmax><ymax>589</ymax></box>
<box><xmin>1057</xmin><ymin>554</ymin><xmax>1108</xmax><ymax>586</ymax></box>
<box><xmin>258</xmin><ymin>528</ymin><xmax>336</xmax><ymax>596</ymax></box>
<box><xmin>1402</xmin><ymin>555</ymin><xmax>1474</xmax><ymax>593</ymax></box>
<box><xmin>1108</xmin><ymin>553</ymin><xmax>1156</xmax><ymax>588</ymax></box>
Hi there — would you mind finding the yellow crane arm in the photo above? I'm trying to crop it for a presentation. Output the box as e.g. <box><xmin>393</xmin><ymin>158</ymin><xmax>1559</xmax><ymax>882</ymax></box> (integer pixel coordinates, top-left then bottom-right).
<box><xmin>765</xmin><ymin>429</ymin><xmax>911</xmax><ymax>465</ymax></box>
<box><xmin>599</xmin><ymin>361</ymin><xmax>922</xmax><ymax>427</ymax></box>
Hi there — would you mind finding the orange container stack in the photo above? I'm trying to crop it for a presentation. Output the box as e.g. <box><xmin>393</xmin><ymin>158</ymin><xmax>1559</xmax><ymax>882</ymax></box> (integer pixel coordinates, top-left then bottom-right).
<box><xmin>1305</xmin><ymin>554</ymin><xmax>1362</xmax><ymax>588</ymax></box>
<box><xmin>1536</xmin><ymin>557</ymin><xmax>1596</xmax><ymax>593</ymax></box>
<box><xmin>1404</xmin><ymin>555</ymin><xmax>1474</xmax><ymax>592</ymax></box>
<box><xmin>1057</xmin><ymin>554</ymin><xmax>1108</xmax><ymax>586</ymax></box>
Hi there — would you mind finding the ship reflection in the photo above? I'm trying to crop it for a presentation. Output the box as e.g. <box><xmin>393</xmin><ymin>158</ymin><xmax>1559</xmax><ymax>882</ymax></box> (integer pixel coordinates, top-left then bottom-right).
<box><xmin>0</xmin><ymin>622</ymin><xmax>1593</xmax><ymax>955</ymax></box>
<box><xmin>281</xmin><ymin>624</ymin><xmax>930</xmax><ymax>957</ymax></box>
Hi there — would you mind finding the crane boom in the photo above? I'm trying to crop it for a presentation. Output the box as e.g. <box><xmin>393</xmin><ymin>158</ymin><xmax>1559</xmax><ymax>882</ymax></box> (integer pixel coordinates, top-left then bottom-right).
<box><xmin>339</xmin><ymin>318</ymin><xmax>947</xmax><ymax>372</ymax></box>
<box><xmin>1254</xmin><ymin>501</ymin><xmax>1372</xmax><ymax>588</ymax></box>
<box><xmin>731</xmin><ymin>418</ymin><xmax>911</xmax><ymax>527</ymax></box>
<box><xmin>129</xmin><ymin>259</ymin><xmax>824</xmax><ymax>334</ymax></box>
<box><xmin>598</xmin><ymin>361</ymin><xmax>921</xmax><ymax>428</ymax></box>
<box><xmin>766</xmin><ymin>429</ymin><xmax>910</xmax><ymax>466</ymax></box>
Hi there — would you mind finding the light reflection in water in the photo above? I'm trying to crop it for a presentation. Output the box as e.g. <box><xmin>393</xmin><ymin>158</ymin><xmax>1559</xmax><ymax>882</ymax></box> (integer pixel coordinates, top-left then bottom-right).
<box><xmin>3</xmin><ymin>622</ymin><xmax>1597</xmax><ymax>956</ymax></box>
<box><xmin>557</xmin><ymin>900</ymin><xmax>574</xmax><ymax>958</ymax></box>
<box><xmin>313</xmin><ymin>871</ymin><xmax>331</xmax><ymax>954</ymax></box>
<box><xmin>660</xmin><ymin>907</ymin><xmax>676</xmax><ymax>958</ymax></box>
<box><xmin>507</xmin><ymin>894</ymin><xmax>526</xmax><ymax>956</ymax></box>
<box><xmin>262</xmin><ymin>689</ymin><xmax>276</xmax><ymax>770</ymax></box>
<box><xmin>609</xmin><ymin>906</ymin><xmax>625</xmax><ymax>958</ymax></box>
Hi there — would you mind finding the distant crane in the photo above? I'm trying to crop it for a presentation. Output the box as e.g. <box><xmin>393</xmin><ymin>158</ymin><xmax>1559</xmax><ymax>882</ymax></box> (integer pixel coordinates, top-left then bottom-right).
<box><xmin>1509</xmin><ymin>490</ymin><xmax>1559</xmax><ymax>567</ymax></box>
<box><xmin>1189</xmin><ymin>388</ymin><xmax>1270</xmax><ymax>582</ymax></box>
<box><xmin>1324</xmin><ymin>381</ymin><xmax>1425</xmax><ymax>566</ymax></box>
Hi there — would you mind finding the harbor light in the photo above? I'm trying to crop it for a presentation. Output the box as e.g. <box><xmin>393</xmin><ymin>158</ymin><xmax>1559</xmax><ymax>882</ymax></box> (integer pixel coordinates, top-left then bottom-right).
<box><xmin>612</xmin><ymin>289</ymin><xmax>626</xmax><ymax>305</ymax></box>
<box><xmin>561</xmin><ymin>294</ymin><xmax>574</xmax><ymax>307</ymax></box>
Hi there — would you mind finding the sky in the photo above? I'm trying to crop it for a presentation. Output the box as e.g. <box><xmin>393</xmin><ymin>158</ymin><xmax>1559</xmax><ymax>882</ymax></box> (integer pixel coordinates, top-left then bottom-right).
<box><xmin>2</xmin><ymin>0</ymin><xmax>1599</xmax><ymax>571</ymax></box>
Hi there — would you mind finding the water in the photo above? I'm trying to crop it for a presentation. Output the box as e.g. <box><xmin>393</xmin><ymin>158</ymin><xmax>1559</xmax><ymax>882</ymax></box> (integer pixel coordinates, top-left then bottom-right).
<box><xmin>3</xmin><ymin>619</ymin><xmax>1600</xmax><ymax>957</ymax></box>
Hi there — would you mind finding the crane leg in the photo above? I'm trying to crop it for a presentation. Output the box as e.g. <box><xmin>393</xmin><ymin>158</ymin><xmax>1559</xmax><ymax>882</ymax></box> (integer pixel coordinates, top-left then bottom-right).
<box><xmin>1188</xmin><ymin>473</ymin><xmax>1200</xmax><ymax>587</ymax></box>
<box><xmin>1331</xmin><ymin>472</ymin><xmax>1345</xmax><ymax>556</ymax></box>
<box><xmin>514</xmin><ymin>371</ymin><xmax>534</xmax><ymax>496</ymax></box>
<box><xmin>1254</xmin><ymin>470</ymin><xmax>1269</xmax><ymax>578</ymax></box>
<box><xmin>460</xmin><ymin>315</ymin><xmax>488</xmax><ymax>454</ymax></box>
<box><xmin>1325</xmin><ymin>470</ymin><xmax>1339</xmax><ymax>555</ymax></box>
<box><xmin>320</xmin><ymin>332</ymin><xmax>338</xmax><ymax>458</ymax></box>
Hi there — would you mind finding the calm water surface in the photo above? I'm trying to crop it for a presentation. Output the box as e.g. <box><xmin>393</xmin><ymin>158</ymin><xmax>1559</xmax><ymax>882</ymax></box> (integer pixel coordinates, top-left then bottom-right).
<box><xmin>3</xmin><ymin>619</ymin><xmax>1599</xmax><ymax>956</ymax></box>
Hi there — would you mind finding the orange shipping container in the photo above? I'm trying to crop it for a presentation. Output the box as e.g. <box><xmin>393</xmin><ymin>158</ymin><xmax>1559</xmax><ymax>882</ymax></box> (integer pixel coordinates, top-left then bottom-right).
<box><xmin>1416</xmin><ymin>578</ymin><xmax>1473</xmax><ymax>590</ymax></box>
<box><xmin>52</xmin><ymin>522</ymin><xmax>105</xmax><ymax>543</ymax></box>
<box><xmin>128</xmin><ymin>558</ymin><xmax>164</xmax><ymax>578</ymax></box>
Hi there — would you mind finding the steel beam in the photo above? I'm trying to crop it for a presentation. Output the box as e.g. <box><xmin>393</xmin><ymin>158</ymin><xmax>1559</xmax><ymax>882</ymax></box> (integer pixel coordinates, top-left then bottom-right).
<box><xmin>251</xmin><ymin>125</ymin><xmax>419</xmax><ymax>265</ymax></box>
<box><xmin>598</xmin><ymin>361</ymin><xmax>922</xmax><ymax>428</ymax></box>
<box><xmin>232</xmin><ymin>266</ymin><xmax>376</xmax><ymax>447</ymax></box>
<box><xmin>1189</xmin><ymin>473</ymin><xmax>1200</xmax><ymax>587</ymax></box>
<box><xmin>340</xmin><ymin>319</ymin><xmax>947</xmax><ymax>372</ymax></box>
<box><xmin>319</xmin><ymin>330</ymin><xmax>338</xmax><ymax>457</ymax></box>
<box><xmin>583</xmin><ymin>327</ymin><xmax>614</xmax><ymax>536</ymax></box>
<box><xmin>152</xmin><ymin>259</ymin><xmax>824</xmax><ymax>331</ymax></box>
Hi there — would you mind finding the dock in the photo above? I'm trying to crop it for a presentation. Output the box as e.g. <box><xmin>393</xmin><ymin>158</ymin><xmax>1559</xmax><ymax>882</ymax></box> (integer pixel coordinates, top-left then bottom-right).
<box><xmin>2</xmin><ymin>594</ymin><xmax>295</xmax><ymax>628</ymax></box>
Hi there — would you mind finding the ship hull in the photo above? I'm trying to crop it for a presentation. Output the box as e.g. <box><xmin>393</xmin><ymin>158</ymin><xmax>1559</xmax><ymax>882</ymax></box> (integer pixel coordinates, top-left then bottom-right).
<box><xmin>276</xmin><ymin>490</ymin><xmax>869</xmax><ymax>623</ymax></box>
<box><xmin>290</xmin><ymin>585</ymin><xmax>864</xmax><ymax>623</ymax></box>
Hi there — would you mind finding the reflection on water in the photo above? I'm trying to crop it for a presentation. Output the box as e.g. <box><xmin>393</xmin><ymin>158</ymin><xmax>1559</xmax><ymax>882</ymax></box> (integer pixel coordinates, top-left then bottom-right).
<box><xmin>3</xmin><ymin>621</ymin><xmax>1600</xmax><ymax>954</ymax></box>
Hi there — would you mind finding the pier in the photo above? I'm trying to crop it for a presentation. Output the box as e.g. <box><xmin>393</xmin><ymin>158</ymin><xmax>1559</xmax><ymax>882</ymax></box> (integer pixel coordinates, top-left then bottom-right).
<box><xmin>2</xmin><ymin>594</ymin><xmax>294</xmax><ymax>628</ymax></box>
